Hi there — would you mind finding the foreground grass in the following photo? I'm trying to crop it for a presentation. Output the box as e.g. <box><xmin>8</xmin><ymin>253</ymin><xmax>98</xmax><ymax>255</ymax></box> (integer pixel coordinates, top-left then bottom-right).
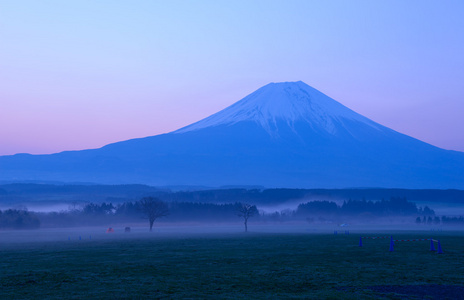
<box><xmin>1</xmin><ymin>228</ymin><xmax>463</xmax><ymax>299</ymax></box>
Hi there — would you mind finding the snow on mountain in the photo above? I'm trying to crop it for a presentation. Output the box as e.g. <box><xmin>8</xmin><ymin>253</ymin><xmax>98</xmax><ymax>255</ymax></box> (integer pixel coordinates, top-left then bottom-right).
<box><xmin>174</xmin><ymin>81</ymin><xmax>382</xmax><ymax>136</ymax></box>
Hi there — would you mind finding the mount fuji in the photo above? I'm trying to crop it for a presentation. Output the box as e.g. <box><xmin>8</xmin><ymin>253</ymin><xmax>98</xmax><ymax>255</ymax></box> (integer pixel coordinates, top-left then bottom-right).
<box><xmin>1</xmin><ymin>81</ymin><xmax>463</xmax><ymax>188</ymax></box>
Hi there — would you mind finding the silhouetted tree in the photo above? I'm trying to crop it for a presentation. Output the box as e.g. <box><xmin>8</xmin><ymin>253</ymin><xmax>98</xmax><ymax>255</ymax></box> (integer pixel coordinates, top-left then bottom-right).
<box><xmin>138</xmin><ymin>197</ymin><xmax>169</xmax><ymax>231</ymax></box>
<box><xmin>236</xmin><ymin>203</ymin><xmax>258</xmax><ymax>232</ymax></box>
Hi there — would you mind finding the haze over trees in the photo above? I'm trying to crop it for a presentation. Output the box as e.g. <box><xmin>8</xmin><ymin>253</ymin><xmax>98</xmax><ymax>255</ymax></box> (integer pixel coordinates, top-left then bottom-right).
<box><xmin>0</xmin><ymin>209</ymin><xmax>40</xmax><ymax>229</ymax></box>
<box><xmin>2</xmin><ymin>183</ymin><xmax>461</xmax><ymax>230</ymax></box>
<box><xmin>1</xmin><ymin>184</ymin><xmax>464</xmax><ymax>208</ymax></box>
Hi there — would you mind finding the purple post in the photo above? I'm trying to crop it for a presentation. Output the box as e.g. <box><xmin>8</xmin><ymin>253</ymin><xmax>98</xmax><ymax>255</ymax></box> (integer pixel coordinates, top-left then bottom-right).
<box><xmin>437</xmin><ymin>240</ymin><xmax>443</xmax><ymax>254</ymax></box>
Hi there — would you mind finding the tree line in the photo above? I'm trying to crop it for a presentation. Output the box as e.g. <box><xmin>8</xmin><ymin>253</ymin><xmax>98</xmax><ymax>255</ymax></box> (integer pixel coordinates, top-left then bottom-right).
<box><xmin>415</xmin><ymin>215</ymin><xmax>464</xmax><ymax>225</ymax></box>
<box><xmin>3</xmin><ymin>184</ymin><xmax>464</xmax><ymax>206</ymax></box>
<box><xmin>1</xmin><ymin>196</ymin><xmax>442</xmax><ymax>231</ymax></box>
<box><xmin>35</xmin><ymin>198</ymin><xmax>259</xmax><ymax>230</ymax></box>
<box><xmin>0</xmin><ymin>209</ymin><xmax>41</xmax><ymax>229</ymax></box>
<box><xmin>296</xmin><ymin>197</ymin><xmax>432</xmax><ymax>219</ymax></box>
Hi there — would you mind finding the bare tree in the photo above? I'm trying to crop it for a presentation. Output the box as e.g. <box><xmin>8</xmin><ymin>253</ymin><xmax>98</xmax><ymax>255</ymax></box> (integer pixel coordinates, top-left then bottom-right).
<box><xmin>138</xmin><ymin>197</ymin><xmax>169</xmax><ymax>231</ymax></box>
<box><xmin>236</xmin><ymin>203</ymin><xmax>258</xmax><ymax>232</ymax></box>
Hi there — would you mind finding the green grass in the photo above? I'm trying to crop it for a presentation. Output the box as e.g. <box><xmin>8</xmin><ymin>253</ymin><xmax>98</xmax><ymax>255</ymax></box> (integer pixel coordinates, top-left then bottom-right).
<box><xmin>1</xmin><ymin>227</ymin><xmax>463</xmax><ymax>299</ymax></box>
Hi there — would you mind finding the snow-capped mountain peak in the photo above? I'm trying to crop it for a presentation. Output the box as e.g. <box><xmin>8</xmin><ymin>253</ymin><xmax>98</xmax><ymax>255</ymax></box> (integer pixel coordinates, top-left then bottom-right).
<box><xmin>174</xmin><ymin>81</ymin><xmax>379</xmax><ymax>135</ymax></box>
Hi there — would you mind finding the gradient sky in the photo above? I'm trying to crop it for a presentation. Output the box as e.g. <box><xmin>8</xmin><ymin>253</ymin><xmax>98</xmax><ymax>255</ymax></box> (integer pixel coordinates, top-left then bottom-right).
<box><xmin>1</xmin><ymin>0</ymin><xmax>463</xmax><ymax>155</ymax></box>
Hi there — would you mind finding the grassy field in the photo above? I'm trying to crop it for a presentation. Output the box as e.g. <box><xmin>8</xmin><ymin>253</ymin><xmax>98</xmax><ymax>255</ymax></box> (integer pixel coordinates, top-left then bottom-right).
<box><xmin>1</xmin><ymin>225</ymin><xmax>463</xmax><ymax>299</ymax></box>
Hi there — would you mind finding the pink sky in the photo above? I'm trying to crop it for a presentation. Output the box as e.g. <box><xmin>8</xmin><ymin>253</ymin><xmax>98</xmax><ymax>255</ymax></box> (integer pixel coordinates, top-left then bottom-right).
<box><xmin>1</xmin><ymin>1</ymin><xmax>463</xmax><ymax>155</ymax></box>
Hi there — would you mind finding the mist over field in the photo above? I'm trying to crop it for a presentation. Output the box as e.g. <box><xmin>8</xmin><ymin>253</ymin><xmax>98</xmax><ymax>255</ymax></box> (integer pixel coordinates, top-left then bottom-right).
<box><xmin>1</xmin><ymin>183</ymin><xmax>463</xmax><ymax>233</ymax></box>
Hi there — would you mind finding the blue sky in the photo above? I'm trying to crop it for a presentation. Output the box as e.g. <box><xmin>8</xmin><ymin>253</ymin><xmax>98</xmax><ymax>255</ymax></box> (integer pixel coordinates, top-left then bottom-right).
<box><xmin>1</xmin><ymin>0</ymin><xmax>463</xmax><ymax>154</ymax></box>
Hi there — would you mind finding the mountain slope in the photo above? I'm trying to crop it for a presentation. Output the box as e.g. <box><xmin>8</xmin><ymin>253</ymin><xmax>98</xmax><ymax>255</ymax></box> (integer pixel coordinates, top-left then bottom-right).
<box><xmin>1</xmin><ymin>81</ymin><xmax>463</xmax><ymax>188</ymax></box>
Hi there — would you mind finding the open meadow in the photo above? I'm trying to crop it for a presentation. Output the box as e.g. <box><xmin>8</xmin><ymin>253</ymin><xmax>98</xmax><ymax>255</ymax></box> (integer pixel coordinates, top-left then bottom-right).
<box><xmin>1</xmin><ymin>224</ymin><xmax>464</xmax><ymax>299</ymax></box>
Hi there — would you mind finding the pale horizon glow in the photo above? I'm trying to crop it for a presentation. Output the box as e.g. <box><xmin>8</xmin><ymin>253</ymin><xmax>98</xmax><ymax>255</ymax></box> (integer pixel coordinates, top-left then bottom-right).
<box><xmin>1</xmin><ymin>0</ymin><xmax>463</xmax><ymax>155</ymax></box>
